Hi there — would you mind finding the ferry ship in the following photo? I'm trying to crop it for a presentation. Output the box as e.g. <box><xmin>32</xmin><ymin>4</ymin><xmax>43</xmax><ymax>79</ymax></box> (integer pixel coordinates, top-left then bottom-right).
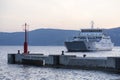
<box><xmin>64</xmin><ymin>22</ymin><xmax>114</xmax><ymax>52</ymax></box>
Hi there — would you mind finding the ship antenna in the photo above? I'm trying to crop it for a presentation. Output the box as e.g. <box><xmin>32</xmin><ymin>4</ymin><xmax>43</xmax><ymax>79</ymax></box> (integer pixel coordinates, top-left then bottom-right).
<box><xmin>91</xmin><ymin>21</ymin><xmax>94</xmax><ymax>29</ymax></box>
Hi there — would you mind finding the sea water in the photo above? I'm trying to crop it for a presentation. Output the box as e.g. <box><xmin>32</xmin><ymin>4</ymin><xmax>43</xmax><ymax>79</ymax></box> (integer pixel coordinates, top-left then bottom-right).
<box><xmin>0</xmin><ymin>46</ymin><xmax>120</xmax><ymax>80</ymax></box>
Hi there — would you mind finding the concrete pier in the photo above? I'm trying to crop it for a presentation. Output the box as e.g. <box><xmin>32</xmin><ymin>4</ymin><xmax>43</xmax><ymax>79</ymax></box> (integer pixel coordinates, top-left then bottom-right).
<box><xmin>8</xmin><ymin>53</ymin><xmax>120</xmax><ymax>73</ymax></box>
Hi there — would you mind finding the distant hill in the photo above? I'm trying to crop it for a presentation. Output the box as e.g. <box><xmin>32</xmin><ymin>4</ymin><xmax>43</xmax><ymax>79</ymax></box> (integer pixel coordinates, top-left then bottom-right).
<box><xmin>0</xmin><ymin>27</ymin><xmax>120</xmax><ymax>46</ymax></box>
<box><xmin>103</xmin><ymin>27</ymin><xmax>120</xmax><ymax>46</ymax></box>
<box><xmin>29</xmin><ymin>29</ymin><xmax>78</xmax><ymax>46</ymax></box>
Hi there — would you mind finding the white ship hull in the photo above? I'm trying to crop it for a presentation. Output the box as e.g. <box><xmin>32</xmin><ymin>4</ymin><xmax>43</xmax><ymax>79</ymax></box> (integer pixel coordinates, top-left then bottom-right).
<box><xmin>65</xmin><ymin>41</ymin><xmax>114</xmax><ymax>52</ymax></box>
<box><xmin>85</xmin><ymin>42</ymin><xmax>114</xmax><ymax>51</ymax></box>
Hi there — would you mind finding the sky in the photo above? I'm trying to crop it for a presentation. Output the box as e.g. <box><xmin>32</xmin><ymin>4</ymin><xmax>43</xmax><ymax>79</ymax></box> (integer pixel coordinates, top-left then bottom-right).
<box><xmin>0</xmin><ymin>0</ymin><xmax>120</xmax><ymax>32</ymax></box>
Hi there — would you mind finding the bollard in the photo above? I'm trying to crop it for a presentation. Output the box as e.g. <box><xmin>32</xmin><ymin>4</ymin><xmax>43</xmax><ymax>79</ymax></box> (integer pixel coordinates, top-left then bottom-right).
<box><xmin>83</xmin><ymin>54</ymin><xmax>86</xmax><ymax>57</ymax></box>
<box><xmin>18</xmin><ymin>50</ymin><xmax>20</xmax><ymax>54</ymax></box>
<box><xmin>62</xmin><ymin>51</ymin><xmax>64</xmax><ymax>55</ymax></box>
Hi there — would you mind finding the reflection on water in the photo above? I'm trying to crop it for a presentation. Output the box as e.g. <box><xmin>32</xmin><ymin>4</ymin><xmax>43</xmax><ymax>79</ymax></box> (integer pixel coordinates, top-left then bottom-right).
<box><xmin>0</xmin><ymin>46</ymin><xmax>120</xmax><ymax>80</ymax></box>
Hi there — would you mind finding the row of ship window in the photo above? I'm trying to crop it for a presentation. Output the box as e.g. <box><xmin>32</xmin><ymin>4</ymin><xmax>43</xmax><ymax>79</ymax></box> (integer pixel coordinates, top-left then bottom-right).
<box><xmin>74</xmin><ymin>37</ymin><xmax>102</xmax><ymax>39</ymax></box>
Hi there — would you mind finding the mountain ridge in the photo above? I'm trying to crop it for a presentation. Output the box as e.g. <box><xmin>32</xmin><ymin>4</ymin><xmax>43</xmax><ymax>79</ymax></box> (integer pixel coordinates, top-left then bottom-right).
<box><xmin>0</xmin><ymin>27</ymin><xmax>120</xmax><ymax>46</ymax></box>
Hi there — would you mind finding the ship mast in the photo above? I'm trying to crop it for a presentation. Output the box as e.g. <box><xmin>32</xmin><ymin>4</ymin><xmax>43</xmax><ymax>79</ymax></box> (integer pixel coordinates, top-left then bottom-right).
<box><xmin>91</xmin><ymin>21</ymin><xmax>94</xmax><ymax>29</ymax></box>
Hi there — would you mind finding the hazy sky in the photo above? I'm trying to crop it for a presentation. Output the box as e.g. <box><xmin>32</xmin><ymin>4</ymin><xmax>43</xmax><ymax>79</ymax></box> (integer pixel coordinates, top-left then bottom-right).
<box><xmin>0</xmin><ymin>0</ymin><xmax>120</xmax><ymax>32</ymax></box>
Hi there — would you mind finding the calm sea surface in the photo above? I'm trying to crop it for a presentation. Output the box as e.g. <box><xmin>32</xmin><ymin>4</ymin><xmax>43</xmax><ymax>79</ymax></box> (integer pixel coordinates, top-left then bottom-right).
<box><xmin>0</xmin><ymin>46</ymin><xmax>120</xmax><ymax>80</ymax></box>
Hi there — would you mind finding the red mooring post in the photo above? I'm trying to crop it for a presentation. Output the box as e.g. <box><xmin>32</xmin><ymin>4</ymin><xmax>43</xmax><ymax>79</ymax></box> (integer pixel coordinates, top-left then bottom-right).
<box><xmin>23</xmin><ymin>23</ymin><xmax>28</xmax><ymax>54</ymax></box>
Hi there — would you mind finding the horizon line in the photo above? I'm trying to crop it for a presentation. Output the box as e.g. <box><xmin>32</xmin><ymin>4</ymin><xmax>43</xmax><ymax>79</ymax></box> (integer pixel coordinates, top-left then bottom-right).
<box><xmin>0</xmin><ymin>26</ymin><xmax>120</xmax><ymax>33</ymax></box>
